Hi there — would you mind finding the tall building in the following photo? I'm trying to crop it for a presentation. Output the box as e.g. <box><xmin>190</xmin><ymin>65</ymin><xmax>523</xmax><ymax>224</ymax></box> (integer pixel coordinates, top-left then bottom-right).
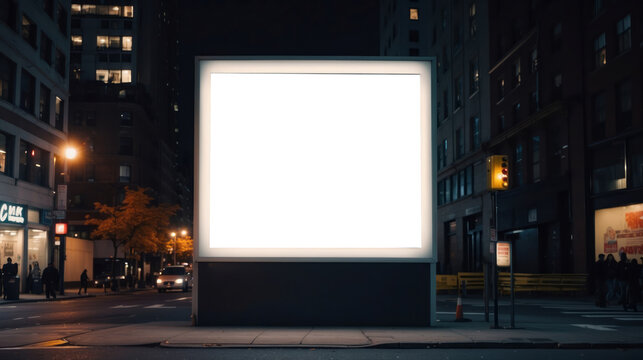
<box><xmin>0</xmin><ymin>0</ymin><xmax>71</xmax><ymax>289</ymax></box>
<box><xmin>382</xmin><ymin>0</ymin><xmax>643</xmax><ymax>274</ymax></box>
<box><xmin>381</xmin><ymin>0</ymin><xmax>492</xmax><ymax>274</ymax></box>
<box><xmin>66</xmin><ymin>1</ymin><xmax>179</xmax><ymax>270</ymax></box>
<box><xmin>583</xmin><ymin>1</ymin><xmax>643</xmax><ymax>267</ymax></box>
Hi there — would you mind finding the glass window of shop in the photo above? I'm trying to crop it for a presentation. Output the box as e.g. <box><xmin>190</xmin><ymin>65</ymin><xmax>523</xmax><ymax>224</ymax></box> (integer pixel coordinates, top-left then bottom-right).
<box><xmin>0</xmin><ymin>131</ymin><xmax>13</xmax><ymax>176</ymax></box>
<box><xmin>0</xmin><ymin>229</ymin><xmax>24</xmax><ymax>272</ymax></box>
<box><xmin>27</xmin><ymin>229</ymin><xmax>48</xmax><ymax>274</ymax></box>
<box><xmin>19</xmin><ymin>140</ymin><xmax>49</xmax><ymax>187</ymax></box>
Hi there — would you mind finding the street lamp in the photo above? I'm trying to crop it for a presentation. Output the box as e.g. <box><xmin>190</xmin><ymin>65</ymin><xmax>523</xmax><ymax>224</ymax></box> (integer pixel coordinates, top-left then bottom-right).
<box><xmin>170</xmin><ymin>232</ymin><xmax>176</xmax><ymax>265</ymax></box>
<box><xmin>54</xmin><ymin>145</ymin><xmax>79</xmax><ymax>295</ymax></box>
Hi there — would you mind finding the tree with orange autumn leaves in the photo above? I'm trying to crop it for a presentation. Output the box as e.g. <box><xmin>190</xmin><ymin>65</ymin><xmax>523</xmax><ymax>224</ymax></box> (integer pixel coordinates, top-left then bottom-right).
<box><xmin>85</xmin><ymin>186</ymin><xmax>179</xmax><ymax>285</ymax></box>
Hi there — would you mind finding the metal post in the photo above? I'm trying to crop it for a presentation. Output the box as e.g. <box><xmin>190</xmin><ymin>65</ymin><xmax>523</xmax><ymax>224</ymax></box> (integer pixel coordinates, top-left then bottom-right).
<box><xmin>492</xmin><ymin>192</ymin><xmax>499</xmax><ymax>329</ymax></box>
<box><xmin>59</xmin><ymin>235</ymin><xmax>65</xmax><ymax>295</ymax></box>
<box><xmin>483</xmin><ymin>262</ymin><xmax>489</xmax><ymax>322</ymax></box>
<box><xmin>510</xmin><ymin>240</ymin><xmax>515</xmax><ymax>329</ymax></box>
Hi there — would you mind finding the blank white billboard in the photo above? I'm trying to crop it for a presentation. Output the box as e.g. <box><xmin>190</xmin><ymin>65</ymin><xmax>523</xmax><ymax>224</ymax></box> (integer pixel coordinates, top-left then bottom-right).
<box><xmin>196</xmin><ymin>58</ymin><xmax>434</xmax><ymax>261</ymax></box>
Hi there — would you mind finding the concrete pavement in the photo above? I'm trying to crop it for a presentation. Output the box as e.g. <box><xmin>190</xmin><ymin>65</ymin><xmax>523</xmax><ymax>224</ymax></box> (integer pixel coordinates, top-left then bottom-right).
<box><xmin>1</xmin><ymin>293</ymin><xmax>643</xmax><ymax>349</ymax></box>
<box><xmin>0</xmin><ymin>286</ymin><xmax>146</xmax><ymax>304</ymax></box>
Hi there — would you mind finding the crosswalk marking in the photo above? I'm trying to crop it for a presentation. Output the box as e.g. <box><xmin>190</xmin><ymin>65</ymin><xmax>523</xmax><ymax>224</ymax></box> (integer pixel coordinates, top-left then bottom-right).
<box><xmin>144</xmin><ymin>304</ymin><xmax>176</xmax><ymax>309</ymax></box>
<box><xmin>165</xmin><ymin>297</ymin><xmax>191</xmax><ymax>302</ymax></box>
<box><xmin>110</xmin><ymin>305</ymin><xmax>139</xmax><ymax>309</ymax></box>
<box><xmin>571</xmin><ymin>324</ymin><xmax>618</xmax><ymax>331</ymax></box>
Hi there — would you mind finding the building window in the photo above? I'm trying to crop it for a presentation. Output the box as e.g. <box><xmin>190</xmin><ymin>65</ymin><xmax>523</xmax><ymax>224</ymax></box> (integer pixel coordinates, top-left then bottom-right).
<box><xmin>438</xmin><ymin>179</ymin><xmax>445</xmax><ymax>205</ymax></box>
<box><xmin>551</xmin><ymin>22</ymin><xmax>562</xmax><ymax>52</ymax></box>
<box><xmin>55</xmin><ymin>96</ymin><xmax>63</xmax><ymax>130</ymax></box>
<box><xmin>592</xmin><ymin>142</ymin><xmax>626</xmax><ymax>194</ymax></box>
<box><xmin>470</xmin><ymin>116</ymin><xmax>480</xmax><ymax>150</ymax></box>
<box><xmin>120</xmin><ymin>111</ymin><xmax>133</xmax><ymax>126</ymax></box>
<box><xmin>95</xmin><ymin>69</ymin><xmax>108</xmax><ymax>83</ymax></box>
<box><xmin>124</xmin><ymin>20</ymin><xmax>132</xmax><ymax>30</ymax></box>
<box><xmin>21</xmin><ymin>15</ymin><xmax>37</xmax><ymax>48</ymax></box>
<box><xmin>55</xmin><ymin>49</ymin><xmax>65</xmax><ymax>77</ymax></box>
<box><xmin>512</xmin><ymin>60</ymin><xmax>521</xmax><ymax>88</ymax></box>
<box><xmin>438</xmin><ymin>139</ymin><xmax>448</xmax><ymax>169</ymax></box>
<box><xmin>469</xmin><ymin>2</ymin><xmax>477</xmax><ymax>38</ymax></box>
<box><xmin>442</xmin><ymin>89</ymin><xmax>449</xmax><ymax>119</ymax></box>
<box><xmin>592</xmin><ymin>91</ymin><xmax>606</xmax><ymax>141</ymax></box>
<box><xmin>594</xmin><ymin>33</ymin><xmax>606</xmax><ymax>69</ymax></box>
<box><xmin>119</xmin><ymin>165</ymin><xmax>131</xmax><ymax>183</ymax></box>
<box><xmin>40</xmin><ymin>32</ymin><xmax>52</xmax><ymax>64</ymax></box>
<box><xmin>530</xmin><ymin>48</ymin><xmax>538</xmax><ymax>73</ymax></box>
<box><xmin>56</xmin><ymin>2</ymin><xmax>67</xmax><ymax>35</ymax></box>
<box><xmin>593</xmin><ymin>0</ymin><xmax>603</xmax><ymax>17</ymax></box>
<box><xmin>20</xmin><ymin>69</ymin><xmax>35</xmax><ymax>114</ymax></box>
<box><xmin>497</xmin><ymin>79</ymin><xmax>504</xmax><ymax>101</ymax></box>
<box><xmin>71</xmin><ymin>3</ymin><xmax>81</xmax><ymax>15</ymax></box>
<box><xmin>109</xmin><ymin>53</ymin><xmax>120</xmax><ymax>63</ymax></box>
<box><xmin>617</xmin><ymin>14</ymin><xmax>631</xmax><ymax>54</ymax></box>
<box><xmin>514</xmin><ymin>143</ymin><xmax>523</xmax><ymax>187</ymax></box>
<box><xmin>97</xmin><ymin>36</ymin><xmax>108</xmax><ymax>48</ymax></box>
<box><xmin>513</xmin><ymin>102</ymin><xmax>521</xmax><ymax>123</ymax></box>
<box><xmin>451</xmin><ymin>173</ymin><xmax>458</xmax><ymax>201</ymax></box>
<box><xmin>409</xmin><ymin>30</ymin><xmax>419</xmax><ymax>42</ymax></box>
<box><xmin>19</xmin><ymin>140</ymin><xmax>49</xmax><ymax>187</ymax></box>
<box><xmin>119</xmin><ymin>137</ymin><xmax>133</xmax><ymax>155</ymax></box>
<box><xmin>469</xmin><ymin>58</ymin><xmax>479</xmax><ymax>95</ymax></box>
<box><xmin>616</xmin><ymin>80</ymin><xmax>632</xmax><ymax>131</ymax></box>
<box><xmin>39</xmin><ymin>84</ymin><xmax>50</xmax><ymax>124</ymax></box>
<box><xmin>498</xmin><ymin>114</ymin><xmax>505</xmax><ymax>132</ymax></box>
<box><xmin>455</xmin><ymin>128</ymin><xmax>464</xmax><ymax>159</ymax></box>
<box><xmin>123</xmin><ymin>6</ymin><xmax>134</xmax><ymax>18</ymax></box>
<box><xmin>122</xmin><ymin>54</ymin><xmax>132</xmax><ymax>63</ymax></box>
<box><xmin>122</xmin><ymin>70</ymin><xmax>132</xmax><ymax>83</ymax></box>
<box><xmin>630</xmin><ymin>135</ymin><xmax>643</xmax><ymax>189</ymax></box>
<box><xmin>529</xmin><ymin>91</ymin><xmax>539</xmax><ymax>114</ymax></box>
<box><xmin>444</xmin><ymin>177</ymin><xmax>451</xmax><ymax>203</ymax></box>
<box><xmin>0</xmin><ymin>53</ymin><xmax>16</xmax><ymax>103</ymax></box>
<box><xmin>552</xmin><ymin>73</ymin><xmax>562</xmax><ymax>101</ymax></box>
<box><xmin>466</xmin><ymin>165</ymin><xmax>473</xmax><ymax>195</ymax></box>
<box><xmin>409</xmin><ymin>8</ymin><xmax>419</xmax><ymax>20</ymax></box>
<box><xmin>0</xmin><ymin>0</ymin><xmax>17</xmax><ymax>30</ymax></box>
<box><xmin>122</xmin><ymin>36</ymin><xmax>133</xmax><ymax>51</ymax></box>
<box><xmin>71</xmin><ymin>35</ymin><xmax>82</xmax><ymax>48</ymax></box>
<box><xmin>454</xmin><ymin>76</ymin><xmax>462</xmax><ymax>110</ymax></box>
<box><xmin>109</xmin><ymin>36</ymin><xmax>121</xmax><ymax>48</ymax></box>
<box><xmin>532</xmin><ymin>136</ymin><xmax>540</xmax><ymax>182</ymax></box>
<box><xmin>0</xmin><ymin>131</ymin><xmax>12</xmax><ymax>175</ymax></box>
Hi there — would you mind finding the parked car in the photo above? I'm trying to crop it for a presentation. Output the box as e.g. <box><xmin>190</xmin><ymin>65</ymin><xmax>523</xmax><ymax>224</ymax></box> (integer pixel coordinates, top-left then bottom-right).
<box><xmin>156</xmin><ymin>265</ymin><xmax>192</xmax><ymax>292</ymax></box>
<box><xmin>93</xmin><ymin>272</ymin><xmax>126</xmax><ymax>289</ymax></box>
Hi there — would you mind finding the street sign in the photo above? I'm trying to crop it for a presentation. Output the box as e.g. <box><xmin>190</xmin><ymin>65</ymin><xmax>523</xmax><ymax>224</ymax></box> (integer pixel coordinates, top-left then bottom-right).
<box><xmin>53</xmin><ymin>210</ymin><xmax>66</xmax><ymax>219</ymax></box>
<box><xmin>57</xmin><ymin>185</ymin><xmax>68</xmax><ymax>210</ymax></box>
<box><xmin>496</xmin><ymin>241</ymin><xmax>511</xmax><ymax>267</ymax></box>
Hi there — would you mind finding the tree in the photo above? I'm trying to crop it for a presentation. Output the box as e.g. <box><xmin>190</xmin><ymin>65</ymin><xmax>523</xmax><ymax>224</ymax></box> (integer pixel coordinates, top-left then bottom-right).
<box><xmin>85</xmin><ymin>187</ymin><xmax>179</xmax><ymax>288</ymax></box>
<box><xmin>165</xmin><ymin>234</ymin><xmax>193</xmax><ymax>264</ymax></box>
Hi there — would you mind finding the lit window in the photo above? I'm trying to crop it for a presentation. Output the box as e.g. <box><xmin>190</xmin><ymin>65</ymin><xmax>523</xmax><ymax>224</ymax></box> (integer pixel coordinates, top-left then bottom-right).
<box><xmin>81</xmin><ymin>4</ymin><xmax>96</xmax><ymax>15</ymax></box>
<box><xmin>71</xmin><ymin>4</ymin><xmax>81</xmax><ymax>14</ymax></box>
<box><xmin>97</xmin><ymin>35</ymin><xmax>108</xmax><ymax>48</ymax></box>
<box><xmin>108</xmin><ymin>70</ymin><xmax>121</xmax><ymax>84</ymax></box>
<box><xmin>96</xmin><ymin>69</ymin><xmax>108</xmax><ymax>83</ymax></box>
<box><xmin>122</xmin><ymin>70</ymin><xmax>132</xmax><ymax>83</ymax></box>
<box><xmin>119</xmin><ymin>165</ymin><xmax>131</xmax><ymax>183</ymax></box>
<box><xmin>123</xmin><ymin>6</ymin><xmax>134</xmax><ymax>18</ymax></box>
<box><xmin>109</xmin><ymin>6</ymin><xmax>120</xmax><ymax>16</ymax></box>
<box><xmin>594</xmin><ymin>33</ymin><xmax>606</xmax><ymax>68</ymax></box>
<box><xmin>71</xmin><ymin>35</ymin><xmax>82</xmax><ymax>47</ymax></box>
<box><xmin>409</xmin><ymin>8</ymin><xmax>419</xmax><ymax>20</ymax></box>
<box><xmin>122</xmin><ymin>36</ymin><xmax>132</xmax><ymax>51</ymax></box>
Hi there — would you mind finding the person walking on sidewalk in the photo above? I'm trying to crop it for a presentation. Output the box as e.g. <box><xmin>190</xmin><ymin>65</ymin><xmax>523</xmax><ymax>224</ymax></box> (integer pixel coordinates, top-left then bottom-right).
<box><xmin>606</xmin><ymin>254</ymin><xmax>618</xmax><ymax>304</ymax></box>
<box><xmin>617</xmin><ymin>252</ymin><xmax>630</xmax><ymax>309</ymax></box>
<box><xmin>594</xmin><ymin>254</ymin><xmax>607</xmax><ymax>307</ymax></box>
<box><xmin>42</xmin><ymin>263</ymin><xmax>59</xmax><ymax>300</ymax></box>
<box><xmin>2</xmin><ymin>258</ymin><xmax>18</xmax><ymax>300</ymax></box>
<box><xmin>78</xmin><ymin>269</ymin><xmax>89</xmax><ymax>295</ymax></box>
<box><xmin>625</xmin><ymin>259</ymin><xmax>640</xmax><ymax>311</ymax></box>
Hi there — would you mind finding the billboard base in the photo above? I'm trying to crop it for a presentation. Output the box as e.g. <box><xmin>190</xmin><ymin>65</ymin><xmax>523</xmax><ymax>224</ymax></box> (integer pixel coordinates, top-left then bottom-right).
<box><xmin>195</xmin><ymin>262</ymin><xmax>431</xmax><ymax>326</ymax></box>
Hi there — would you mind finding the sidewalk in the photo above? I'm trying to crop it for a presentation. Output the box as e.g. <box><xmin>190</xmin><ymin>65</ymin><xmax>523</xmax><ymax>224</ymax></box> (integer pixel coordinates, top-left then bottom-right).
<box><xmin>0</xmin><ymin>286</ymin><xmax>148</xmax><ymax>304</ymax></box>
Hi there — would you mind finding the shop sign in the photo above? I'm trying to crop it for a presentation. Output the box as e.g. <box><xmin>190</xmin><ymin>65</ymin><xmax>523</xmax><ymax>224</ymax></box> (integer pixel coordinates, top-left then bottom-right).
<box><xmin>0</xmin><ymin>201</ymin><xmax>25</xmax><ymax>225</ymax></box>
<box><xmin>496</xmin><ymin>241</ymin><xmax>511</xmax><ymax>267</ymax></box>
<box><xmin>594</xmin><ymin>203</ymin><xmax>643</xmax><ymax>260</ymax></box>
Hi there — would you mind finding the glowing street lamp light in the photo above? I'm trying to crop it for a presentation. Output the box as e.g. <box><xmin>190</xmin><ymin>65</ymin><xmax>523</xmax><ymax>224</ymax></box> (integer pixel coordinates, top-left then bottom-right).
<box><xmin>65</xmin><ymin>146</ymin><xmax>78</xmax><ymax>160</ymax></box>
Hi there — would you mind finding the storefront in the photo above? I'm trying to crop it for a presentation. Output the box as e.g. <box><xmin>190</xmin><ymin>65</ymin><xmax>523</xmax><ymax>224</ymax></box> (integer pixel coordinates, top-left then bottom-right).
<box><xmin>0</xmin><ymin>201</ymin><xmax>49</xmax><ymax>292</ymax></box>
<box><xmin>594</xmin><ymin>203</ymin><xmax>643</xmax><ymax>261</ymax></box>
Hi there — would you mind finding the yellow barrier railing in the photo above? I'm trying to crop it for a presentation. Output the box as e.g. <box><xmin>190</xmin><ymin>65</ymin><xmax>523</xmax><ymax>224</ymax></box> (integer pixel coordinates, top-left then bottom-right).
<box><xmin>436</xmin><ymin>272</ymin><xmax>588</xmax><ymax>293</ymax></box>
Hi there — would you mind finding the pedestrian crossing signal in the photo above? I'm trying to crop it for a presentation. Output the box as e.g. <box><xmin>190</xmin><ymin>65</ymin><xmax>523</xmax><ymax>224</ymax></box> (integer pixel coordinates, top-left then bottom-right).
<box><xmin>487</xmin><ymin>155</ymin><xmax>509</xmax><ymax>190</ymax></box>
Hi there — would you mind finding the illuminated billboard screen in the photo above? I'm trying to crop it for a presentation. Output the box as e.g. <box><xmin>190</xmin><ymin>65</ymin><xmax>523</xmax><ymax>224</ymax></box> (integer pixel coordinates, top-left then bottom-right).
<box><xmin>196</xmin><ymin>58</ymin><xmax>434</xmax><ymax>261</ymax></box>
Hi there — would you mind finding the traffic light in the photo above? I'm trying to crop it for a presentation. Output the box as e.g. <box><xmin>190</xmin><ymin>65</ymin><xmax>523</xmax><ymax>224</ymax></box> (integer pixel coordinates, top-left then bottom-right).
<box><xmin>487</xmin><ymin>155</ymin><xmax>509</xmax><ymax>190</ymax></box>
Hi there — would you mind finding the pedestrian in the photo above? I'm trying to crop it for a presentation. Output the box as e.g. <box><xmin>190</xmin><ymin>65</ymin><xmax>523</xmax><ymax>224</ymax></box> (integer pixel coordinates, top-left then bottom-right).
<box><xmin>594</xmin><ymin>254</ymin><xmax>607</xmax><ymax>307</ymax></box>
<box><xmin>606</xmin><ymin>254</ymin><xmax>618</xmax><ymax>304</ymax></box>
<box><xmin>41</xmin><ymin>263</ymin><xmax>59</xmax><ymax>300</ymax></box>
<box><xmin>625</xmin><ymin>259</ymin><xmax>640</xmax><ymax>311</ymax></box>
<box><xmin>2</xmin><ymin>257</ymin><xmax>18</xmax><ymax>300</ymax></box>
<box><xmin>617</xmin><ymin>252</ymin><xmax>630</xmax><ymax>309</ymax></box>
<box><xmin>78</xmin><ymin>269</ymin><xmax>88</xmax><ymax>295</ymax></box>
<box><xmin>26</xmin><ymin>264</ymin><xmax>33</xmax><ymax>294</ymax></box>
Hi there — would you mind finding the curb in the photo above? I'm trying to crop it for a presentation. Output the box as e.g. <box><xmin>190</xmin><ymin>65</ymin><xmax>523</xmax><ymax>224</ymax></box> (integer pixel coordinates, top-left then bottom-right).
<box><xmin>0</xmin><ymin>288</ymin><xmax>152</xmax><ymax>306</ymax></box>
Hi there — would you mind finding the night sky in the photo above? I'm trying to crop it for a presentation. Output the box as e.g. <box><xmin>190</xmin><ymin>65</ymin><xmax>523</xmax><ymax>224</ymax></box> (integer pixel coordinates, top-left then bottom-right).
<box><xmin>176</xmin><ymin>0</ymin><xmax>380</xmax><ymax>171</ymax></box>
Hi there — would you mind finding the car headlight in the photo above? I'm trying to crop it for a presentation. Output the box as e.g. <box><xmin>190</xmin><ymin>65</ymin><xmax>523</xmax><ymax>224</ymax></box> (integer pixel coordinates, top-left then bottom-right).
<box><xmin>175</xmin><ymin>279</ymin><xmax>183</xmax><ymax>284</ymax></box>
<box><xmin>156</xmin><ymin>279</ymin><xmax>162</xmax><ymax>284</ymax></box>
